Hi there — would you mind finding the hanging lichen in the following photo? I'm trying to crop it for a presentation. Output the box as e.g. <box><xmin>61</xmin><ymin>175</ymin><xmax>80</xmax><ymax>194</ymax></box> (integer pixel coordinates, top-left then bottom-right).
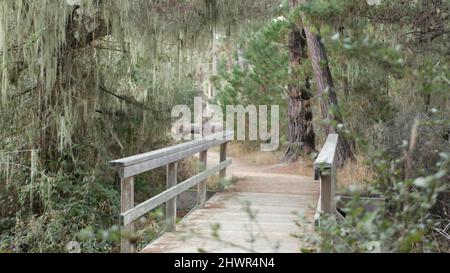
<box><xmin>0</xmin><ymin>0</ymin><xmax>278</xmax><ymax>252</ymax></box>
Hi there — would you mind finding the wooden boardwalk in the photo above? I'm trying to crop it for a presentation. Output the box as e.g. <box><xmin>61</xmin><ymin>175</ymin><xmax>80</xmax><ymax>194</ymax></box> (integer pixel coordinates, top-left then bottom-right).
<box><xmin>110</xmin><ymin>132</ymin><xmax>338</xmax><ymax>253</ymax></box>
<box><xmin>142</xmin><ymin>153</ymin><xmax>320</xmax><ymax>253</ymax></box>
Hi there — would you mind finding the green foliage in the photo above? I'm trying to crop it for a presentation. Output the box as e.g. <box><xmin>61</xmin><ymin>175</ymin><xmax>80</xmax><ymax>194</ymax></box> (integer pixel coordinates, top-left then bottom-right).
<box><xmin>316</xmin><ymin>152</ymin><xmax>449</xmax><ymax>253</ymax></box>
<box><xmin>292</xmin><ymin>0</ymin><xmax>367</xmax><ymax>28</ymax></box>
<box><xmin>0</xmin><ymin>0</ymin><xmax>448</xmax><ymax>253</ymax></box>
<box><xmin>214</xmin><ymin>17</ymin><xmax>290</xmax><ymax>147</ymax></box>
<box><xmin>0</xmin><ymin>0</ymin><xmax>273</xmax><ymax>252</ymax></box>
<box><xmin>308</xmin><ymin>0</ymin><xmax>449</xmax><ymax>253</ymax></box>
<box><xmin>215</xmin><ymin>0</ymin><xmax>449</xmax><ymax>252</ymax></box>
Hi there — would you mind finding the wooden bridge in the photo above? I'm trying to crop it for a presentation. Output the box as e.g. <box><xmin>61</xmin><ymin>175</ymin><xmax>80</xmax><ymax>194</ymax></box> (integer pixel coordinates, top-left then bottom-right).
<box><xmin>110</xmin><ymin>131</ymin><xmax>339</xmax><ymax>253</ymax></box>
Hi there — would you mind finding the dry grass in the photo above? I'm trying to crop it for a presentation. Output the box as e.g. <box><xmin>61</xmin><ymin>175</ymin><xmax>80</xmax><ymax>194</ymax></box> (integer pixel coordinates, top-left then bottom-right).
<box><xmin>337</xmin><ymin>155</ymin><xmax>375</xmax><ymax>192</ymax></box>
<box><xmin>212</xmin><ymin>142</ymin><xmax>375</xmax><ymax>192</ymax></box>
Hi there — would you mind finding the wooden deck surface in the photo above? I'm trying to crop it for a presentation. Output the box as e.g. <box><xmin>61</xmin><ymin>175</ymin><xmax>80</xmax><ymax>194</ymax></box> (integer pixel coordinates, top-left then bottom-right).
<box><xmin>142</xmin><ymin>153</ymin><xmax>320</xmax><ymax>253</ymax></box>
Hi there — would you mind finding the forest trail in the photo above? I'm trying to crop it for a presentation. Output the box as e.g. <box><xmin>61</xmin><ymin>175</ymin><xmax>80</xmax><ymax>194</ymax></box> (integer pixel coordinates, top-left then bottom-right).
<box><xmin>142</xmin><ymin>152</ymin><xmax>320</xmax><ymax>253</ymax></box>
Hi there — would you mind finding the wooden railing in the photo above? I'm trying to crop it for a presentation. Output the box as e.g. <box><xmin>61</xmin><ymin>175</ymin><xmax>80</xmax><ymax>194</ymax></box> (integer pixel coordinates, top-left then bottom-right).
<box><xmin>109</xmin><ymin>131</ymin><xmax>233</xmax><ymax>253</ymax></box>
<box><xmin>314</xmin><ymin>134</ymin><xmax>339</xmax><ymax>224</ymax></box>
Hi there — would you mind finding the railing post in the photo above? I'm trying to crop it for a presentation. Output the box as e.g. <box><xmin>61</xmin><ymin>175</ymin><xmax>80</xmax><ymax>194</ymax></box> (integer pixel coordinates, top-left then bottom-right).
<box><xmin>197</xmin><ymin>150</ymin><xmax>208</xmax><ymax>208</ymax></box>
<box><xmin>314</xmin><ymin>134</ymin><xmax>339</xmax><ymax>223</ymax></box>
<box><xmin>319</xmin><ymin>166</ymin><xmax>336</xmax><ymax>215</ymax></box>
<box><xmin>111</xmin><ymin>131</ymin><xmax>234</xmax><ymax>250</ymax></box>
<box><xmin>219</xmin><ymin>143</ymin><xmax>227</xmax><ymax>179</ymax></box>
<box><xmin>166</xmin><ymin>162</ymin><xmax>177</xmax><ymax>232</ymax></box>
<box><xmin>120</xmin><ymin>176</ymin><xmax>135</xmax><ymax>253</ymax></box>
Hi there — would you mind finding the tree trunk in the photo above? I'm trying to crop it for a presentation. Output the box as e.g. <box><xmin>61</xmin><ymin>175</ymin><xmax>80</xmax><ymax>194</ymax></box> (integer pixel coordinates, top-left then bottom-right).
<box><xmin>283</xmin><ymin>22</ymin><xmax>316</xmax><ymax>163</ymax></box>
<box><xmin>303</xmin><ymin>27</ymin><xmax>354</xmax><ymax>165</ymax></box>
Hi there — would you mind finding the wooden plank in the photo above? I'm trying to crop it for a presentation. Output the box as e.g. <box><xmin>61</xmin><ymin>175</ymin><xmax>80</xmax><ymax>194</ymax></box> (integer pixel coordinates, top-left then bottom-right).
<box><xmin>330</xmin><ymin>165</ymin><xmax>337</xmax><ymax>215</ymax></box>
<box><xmin>166</xmin><ymin>162</ymin><xmax>178</xmax><ymax>232</ymax></box>
<box><xmin>320</xmin><ymin>174</ymin><xmax>334</xmax><ymax>214</ymax></box>
<box><xmin>197</xmin><ymin>150</ymin><xmax>208</xmax><ymax>208</ymax></box>
<box><xmin>142</xmin><ymin>168</ymin><xmax>320</xmax><ymax>253</ymax></box>
<box><xmin>110</xmin><ymin>131</ymin><xmax>233</xmax><ymax>168</ymax></box>
<box><xmin>314</xmin><ymin>134</ymin><xmax>339</xmax><ymax>171</ymax></box>
<box><xmin>118</xmin><ymin>137</ymin><xmax>232</xmax><ymax>178</ymax></box>
<box><xmin>219</xmin><ymin>142</ymin><xmax>227</xmax><ymax>179</ymax></box>
<box><xmin>121</xmin><ymin>160</ymin><xmax>232</xmax><ymax>225</ymax></box>
<box><xmin>120</xmin><ymin>176</ymin><xmax>134</xmax><ymax>253</ymax></box>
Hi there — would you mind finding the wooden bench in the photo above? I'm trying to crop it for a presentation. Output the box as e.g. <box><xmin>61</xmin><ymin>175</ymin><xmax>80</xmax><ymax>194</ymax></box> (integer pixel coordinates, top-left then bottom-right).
<box><xmin>109</xmin><ymin>131</ymin><xmax>233</xmax><ymax>253</ymax></box>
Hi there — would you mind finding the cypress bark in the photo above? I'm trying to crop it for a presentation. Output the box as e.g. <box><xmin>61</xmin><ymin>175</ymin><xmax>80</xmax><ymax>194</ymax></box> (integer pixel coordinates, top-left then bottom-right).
<box><xmin>303</xmin><ymin>27</ymin><xmax>354</xmax><ymax>164</ymax></box>
<box><xmin>283</xmin><ymin>0</ymin><xmax>316</xmax><ymax>162</ymax></box>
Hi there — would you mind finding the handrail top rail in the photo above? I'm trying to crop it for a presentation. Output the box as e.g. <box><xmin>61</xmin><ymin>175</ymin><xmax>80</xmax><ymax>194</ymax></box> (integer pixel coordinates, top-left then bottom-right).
<box><xmin>110</xmin><ymin>131</ymin><xmax>233</xmax><ymax>168</ymax></box>
<box><xmin>314</xmin><ymin>134</ymin><xmax>339</xmax><ymax>170</ymax></box>
<box><xmin>120</xmin><ymin>159</ymin><xmax>232</xmax><ymax>226</ymax></box>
